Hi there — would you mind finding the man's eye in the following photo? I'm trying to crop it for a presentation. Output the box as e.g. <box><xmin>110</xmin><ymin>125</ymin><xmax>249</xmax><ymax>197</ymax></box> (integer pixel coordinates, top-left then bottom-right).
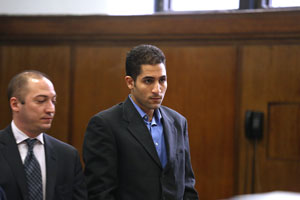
<box><xmin>159</xmin><ymin>78</ymin><xmax>166</xmax><ymax>83</ymax></box>
<box><xmin>36</xmin><ymin>100</ymin><xmax>46</xmax><ymax>104</ymax></box>
<box><xmin>52</xmin><ymin>100</ymin><xmax>57</xmax><ymax>105</ymax></box>
<box><xmin>144</xmin><ymin>79</ymin><xmax>153</xmax><ymax>84</ymax></box>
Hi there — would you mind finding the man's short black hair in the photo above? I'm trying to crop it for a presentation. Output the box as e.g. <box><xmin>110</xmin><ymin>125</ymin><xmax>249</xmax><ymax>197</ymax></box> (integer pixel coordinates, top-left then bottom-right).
<box><xmin>126</xmin><ymin>44</ymin><xmax>166</xmax><ymax>81</ymax></box>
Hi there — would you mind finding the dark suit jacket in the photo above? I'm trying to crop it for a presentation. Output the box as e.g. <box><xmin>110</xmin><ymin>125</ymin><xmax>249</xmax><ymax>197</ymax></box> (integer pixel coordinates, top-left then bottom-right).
<box><xmin>0</xmin><ymin>186</ymin><xmax>7</xmax><ymax>200</ymax></box>
<box><xmin>0</xmin><ymin>125</ymin><xmax>87</xmax><ymax>200</ymax></box>
<box><xmin>83</xmin><ymin>97</ymin><xmax>199</xmax><ymax>200</ymax></box>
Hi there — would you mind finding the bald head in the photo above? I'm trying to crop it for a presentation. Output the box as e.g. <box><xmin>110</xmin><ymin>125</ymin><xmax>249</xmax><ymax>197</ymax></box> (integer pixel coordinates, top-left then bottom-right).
<box><xmin>7</xmin><ymin>70</ymin><xmax>51</xmax><ymax>104</ymax></box>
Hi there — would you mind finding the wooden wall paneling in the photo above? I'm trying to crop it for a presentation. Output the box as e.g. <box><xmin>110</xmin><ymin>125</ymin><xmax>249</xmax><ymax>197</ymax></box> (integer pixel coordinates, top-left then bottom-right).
<box><xmin>0</xmin><ymin>45</ymin><xmax>71</xmax><ymax>143</ymax></box>
<box><xmin>1</xmin><ymin>10</ymin><xmax>300</xmax><ymax>199</ymax></box>
<box><xmin>237</xmin><ymin>45</ymin><xmax>300</xmax><ymax>194</ymax></box>
<box><xmin>236</xmin><ymin>45</ymin><xmax>271</xmax><ymax>194</ymax></box>
<box><xmin>268</xmin><ymin>103</ymin><xmax>300</xmax><ymax>160</ymax></box>
<box><xmin>162</xmin><ymin>46</ymin><xmax>237</xmax><ymax>200</ymax></box>
<box><xmin>72</xmin><ymin>46</ymin><xmax>130</xmax><ymax>156</ymax></box>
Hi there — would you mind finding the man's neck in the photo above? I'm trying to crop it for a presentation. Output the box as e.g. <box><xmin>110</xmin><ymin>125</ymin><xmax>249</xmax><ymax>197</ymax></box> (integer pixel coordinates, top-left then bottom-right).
<box><xmin>13</xmin><ymin>119</ymin><xmax>41</xmax><ymax>138</ymax></box>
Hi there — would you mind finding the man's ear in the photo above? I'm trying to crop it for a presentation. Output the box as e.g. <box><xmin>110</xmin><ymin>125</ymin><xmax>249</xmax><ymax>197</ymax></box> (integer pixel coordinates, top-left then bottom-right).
<box><xmin>10</xmin><ymin>97</ymin><xmax>21</xmax><ymax>112</ymax></box>
<box><xmin>125</xmin><ymin>76</ymin><xmax>134</xmax><ymax>90</ymax></box>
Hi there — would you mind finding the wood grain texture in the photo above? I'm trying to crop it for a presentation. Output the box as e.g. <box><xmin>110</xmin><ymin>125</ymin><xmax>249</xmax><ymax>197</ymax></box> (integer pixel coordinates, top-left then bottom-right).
<box><xmin>268</xmin><ymin>103</ymin><xmax>300</xmax><ymax>160</ymax></box>
<box><xmin>72</xmin><ymin>46</ymin><xmax>129</xmax><ymax>157</ymax></box>
<box><xmin>0</xmin><ymin>9</ymin><xmax>300</xmax><ymax>41</ymax></box>
<box><xmin>237</xmin><ymin>45</ymin><xmax>300</xmax><ymax>194</ymax></box>
<box><xmin>162</xmin><ymin>46</ymin><xmax>237</xmax><ymax>199</ymax></box>
<box><xmin>0</xmin><ymin>46</ymin><xmax>71</xmax><ymax>142</ymax></box>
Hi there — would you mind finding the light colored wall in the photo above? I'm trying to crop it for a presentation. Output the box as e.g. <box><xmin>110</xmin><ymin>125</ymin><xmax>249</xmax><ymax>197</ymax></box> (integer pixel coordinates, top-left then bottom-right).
<box><xmin>0</xmin><ymin>0</ymin><xmax>154</xmax><ymax>15</ymax></box>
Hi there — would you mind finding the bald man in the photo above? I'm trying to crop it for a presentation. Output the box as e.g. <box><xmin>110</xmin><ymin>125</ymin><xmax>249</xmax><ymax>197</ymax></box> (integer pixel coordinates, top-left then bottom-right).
<box><xmin>0</xmin><ymin>70</ymin><xmax>87</xmax><ymax>200</ymax></box>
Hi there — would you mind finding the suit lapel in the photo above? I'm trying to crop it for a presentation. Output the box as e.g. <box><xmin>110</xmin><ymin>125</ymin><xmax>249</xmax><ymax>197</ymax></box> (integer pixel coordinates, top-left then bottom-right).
<box><xmin>44</xmin><ymin>134</ymin><xmax>57</xmax><ymax>200</ymax></box>
<box><xmin>0</xmin><ymin>126</ymin><xmax>28</xmax><ymax>199</ymax></box>
<box><xmin>123</xmin><ymin>98</ymin><xmax>162</xmax><ymax>168</ymax></box>
<box><xmin>160</xmin><ymin>107</ymin><xmax>177</xmax><ymax>171</ymax></box>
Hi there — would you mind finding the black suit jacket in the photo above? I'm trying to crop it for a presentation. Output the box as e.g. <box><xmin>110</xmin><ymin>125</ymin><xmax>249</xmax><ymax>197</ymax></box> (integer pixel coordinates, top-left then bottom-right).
<box><xmin>83</xmin><ymin>97</ymin><xmax>198</xmax><ymax>200</ymax></box>
<box><xmin>0</xmin><ymin>125</ymin><xmax>87</xmax><ymax>200</ymax></box>
<box><xmin>0</xmin><ymin>186</ymin><xmax>7</xmax><ymax>200</ymax></box>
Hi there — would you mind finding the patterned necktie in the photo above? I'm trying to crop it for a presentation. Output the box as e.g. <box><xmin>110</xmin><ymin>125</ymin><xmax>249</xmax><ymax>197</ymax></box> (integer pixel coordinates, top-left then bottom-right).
<box><xmin>24</xmin><ymin>139</ymin><xmax>43</xmax><ymax>200</ymax></box>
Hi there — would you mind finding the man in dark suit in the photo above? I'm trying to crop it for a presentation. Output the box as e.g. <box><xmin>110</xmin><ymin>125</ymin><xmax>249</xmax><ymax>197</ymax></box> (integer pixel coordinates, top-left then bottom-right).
<box><xmin>0</xmin><ymin>70</ymin><xmax>87</xmax><ymax>200</ymax></box>
<box><xmin>83</xmin><ymin>44</ymin><xmax>199</xmax><ymax>200</ymax></box>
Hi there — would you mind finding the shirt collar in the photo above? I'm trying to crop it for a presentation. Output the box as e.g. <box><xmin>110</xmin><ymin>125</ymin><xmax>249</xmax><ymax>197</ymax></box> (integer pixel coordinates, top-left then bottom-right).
<box><xmin>11</xmin><ymin>120</ymin><xmax>44</xmax><ymax>145</ymax></box>
<box><xmin>129</xmin><ymin>95</ymin><xmax>162</xmax><ymax>125</ymax></box>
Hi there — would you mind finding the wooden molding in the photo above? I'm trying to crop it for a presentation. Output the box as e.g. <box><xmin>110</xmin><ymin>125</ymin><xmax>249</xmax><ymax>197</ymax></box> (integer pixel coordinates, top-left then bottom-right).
<box><xmin>1</xmin><ymin>9</ymin><xmax>300</xmax><ymax>42</ymax></box>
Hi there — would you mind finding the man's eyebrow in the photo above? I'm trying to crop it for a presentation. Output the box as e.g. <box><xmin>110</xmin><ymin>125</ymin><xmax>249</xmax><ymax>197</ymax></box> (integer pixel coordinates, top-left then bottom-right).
<box><xmin>34</xmin><ymin>95</ymin><xmax>56</xmax><ymax>98</ymax></box>
<box><xmin>34</xmin><ymin>95</ymin><xmax>48</xmax><ymax>98</ymax></box>
<box><xmin>142</xmin><ymin>76</ymin><xmax>154</xmax><ymax>79</ymax></box>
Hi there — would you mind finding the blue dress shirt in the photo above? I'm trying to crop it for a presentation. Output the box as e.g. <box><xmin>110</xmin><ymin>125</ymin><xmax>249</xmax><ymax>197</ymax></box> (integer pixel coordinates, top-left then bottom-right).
<box><xmin>129</xmin><ymin>96</ymin><xmax>167</xmax><ymax>168</ymax></box>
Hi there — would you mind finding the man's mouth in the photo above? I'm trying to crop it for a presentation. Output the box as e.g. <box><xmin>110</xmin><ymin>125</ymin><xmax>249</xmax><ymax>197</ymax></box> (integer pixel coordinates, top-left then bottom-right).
<box><xmin>41</xmin><ymin>117</ymin><xmax>53</xmax><ymax>121</ymax></box>
<box><xmin>150</xmin><ymin>97</ymin><xmax>162</xmax><ymax>102</ymax></box>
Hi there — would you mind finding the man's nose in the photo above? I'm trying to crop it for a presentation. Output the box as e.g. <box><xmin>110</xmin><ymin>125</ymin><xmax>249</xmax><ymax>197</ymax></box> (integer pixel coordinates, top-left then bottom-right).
<box><xmin>152</xmin><ymin>82</ymin><xmax>161</xmax><ymax>93</ymax></box>
<box><xmin>45</xmin><ymin>101</ymin><xmax>55</xmax><ymax>113</ymax></box>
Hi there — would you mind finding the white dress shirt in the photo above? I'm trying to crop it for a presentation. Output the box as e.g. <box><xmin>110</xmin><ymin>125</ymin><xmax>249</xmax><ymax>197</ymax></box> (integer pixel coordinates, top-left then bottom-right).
<box><xmin>11</xmin><ymin>121</ymin><xmax>46</xmax><ymax>200</ymax></box>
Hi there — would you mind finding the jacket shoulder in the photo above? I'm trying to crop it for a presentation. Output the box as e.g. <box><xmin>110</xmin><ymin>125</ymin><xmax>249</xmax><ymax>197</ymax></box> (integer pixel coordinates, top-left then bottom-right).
<box><xmin>160</xmin><ymin>105</ymin><xmax>186</xmax><ymax>120</ymax></box>
<box><xmin>100</xmin><ymin>102</ymin><xmax>123</xmax><ymax>115</ymax></box>
<box><xmin>44</xmin><ymin>134</ymin><xmax>78</xmax><ymax>153</ymax></box>
<box><xmin>0</xmin><ymin>126</ymin><xmax>14</xmax><ymax>144</ymax></box>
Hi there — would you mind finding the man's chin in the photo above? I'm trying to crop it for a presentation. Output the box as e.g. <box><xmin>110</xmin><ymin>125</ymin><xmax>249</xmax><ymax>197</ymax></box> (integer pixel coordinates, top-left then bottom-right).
<box><xmin>40</xmin><ymin>124</ymin><xmax>52</xmax><ymax>131</ymax></box>
<box><xmin>151</xmin><ymin>103</ymin><xmax>162</xmax><ymax>109</ymax></box>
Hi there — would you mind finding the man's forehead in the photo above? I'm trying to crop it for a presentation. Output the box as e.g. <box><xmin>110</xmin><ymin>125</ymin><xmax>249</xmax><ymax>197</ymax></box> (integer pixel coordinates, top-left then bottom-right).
<box><xmin>28</xmin><ymin>76</ymin><xmax>52</xmax><ymax>84</ymax></box>
<box><xmin>140</xmin><ymin>64</ymin><xmax>166</xmax><ymax>73</ymax></box>
<box><xmin>141</xmin><ymin>63</ymin><xmax>166</xmax><ymax>69</ymax></box>
<box><xmin>28</xmin><ymin>77</ymin><xmax>53</xmax><ymax>87</ymax></box>
<box><xmin>26</xmin><ymin>78</ymin><xmax>56</xmax><ymax>96</ymax></box>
